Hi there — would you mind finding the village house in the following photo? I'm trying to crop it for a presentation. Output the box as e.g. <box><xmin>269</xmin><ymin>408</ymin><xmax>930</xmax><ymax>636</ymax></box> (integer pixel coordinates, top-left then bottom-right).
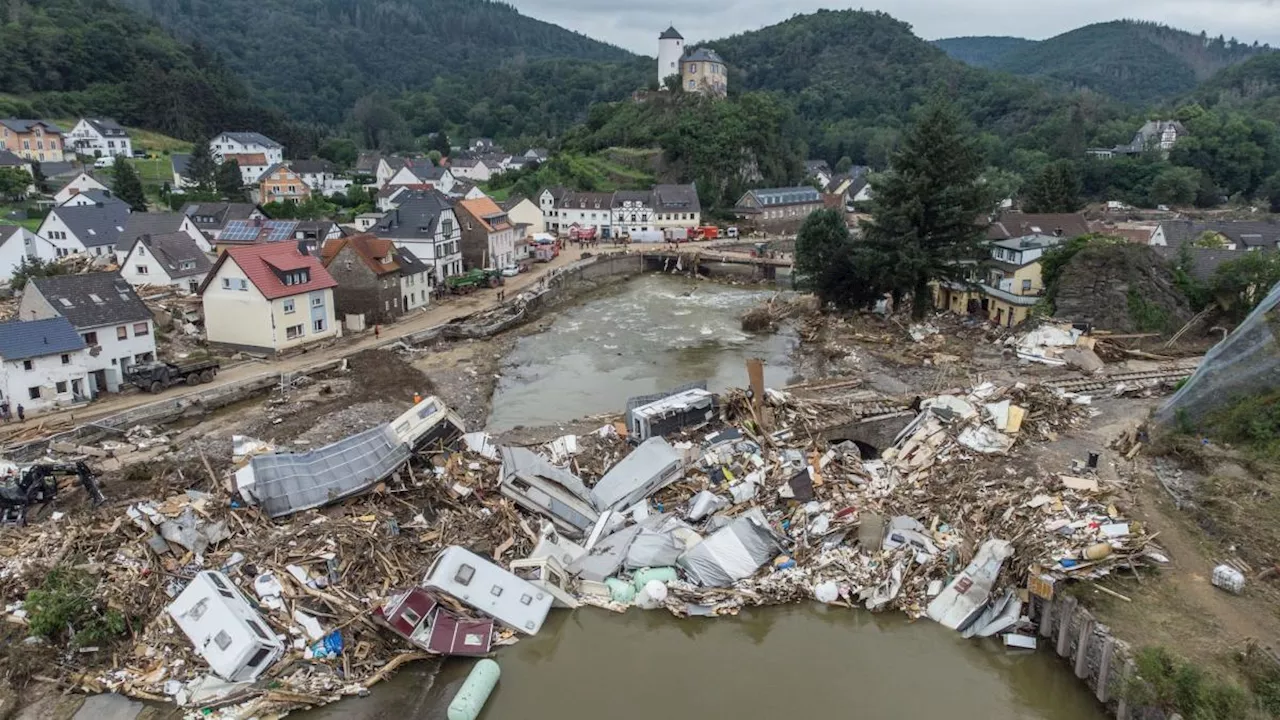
<box><xmin>212</xmin><ymin>132</ymin><xmax>284</xmax><ymax>166</ymax></box>
<box><xmin>0</xmin><ymin>317</ymin><xmax>89</xmax><ymax>413</ymax></box>
<box><xmin>36</xmin><ymin>201</ymin><xmax>131</xmax><ymax>259</ymax></box>
<box><xmin>1087</xmin><ymin>120</ymin><xmax>1187</xmax><ymax>159</ymax></box>
<box><xmin>1150</xmin><ymin>219</ymin><xmax>1280</xmax><ymax>252</ymax></box>
<box><xmin>200</xmin><ymin>243</ymin><xmax>339</xmax><ymax>355</ymax></box>
<box><xmin>681</xmin><ymin>48</ymin><xmax>728</xmax><ymax>97</ymax></box>
<box><xmin>371</xmin><ymin>190</ymin><xmax>463</xmax><ymax>285</ymax></box>
<box><xmin>257</xmin><ymin>164</ymin><xmax>312</xmax><ymax>205</ymax></box>
<box><xmin>354</xmin><ymin>212</ymin><xmax>384</xmax><ymax>232</ymax></box>
<box><xmin>181</xmin><ymin>202</ymin><xmax>264</xmax><ymax>242</ymax></box>
<box><xmin>987</xmin><ymin>213</ymin><xmax>1091</xmax><ymax>242</ymax></box>
<box><xmin>320</xmin><ymin>234</ymin><xmax>432</xmax><ymax>326</ymax></box>
<box><xmin>20</xmin><ymin>272</ymin><xmax>156</xmax><ymax>394</ymax></box>
<box><xmin>538</xmin><ymin>187</ymin><xmax>568</xmax><ymax>234</ymax></box>
<box><xmin>456</xmin><ymin>197</ymin><xmax>517</xmax><ymax>270</ymax></box>
<box><xmin>119</xmin><ymin>233</ymin><xmax>213</xmax><ymax>293</ymax></box>
<box><xmin>470</xmin><ymin>138</ymin><xmax>499</xmax><ymax>153</ymax></box>
<box><xmin>355</xmin><ymin>151</ymin><xmax>382</xmax><ymax>177</ymax></box>
<box><xmin>940</xmin><ymin>235</ymin><xmax>1066</xmax><ymax>328</ymax></box>
<box><xmin>171</xmin><ymin>153</ymin><xmax>195</xmax><ymax>190</ymax></box>
<box><xmin>214</xmin><ymin>218</ymin><xmax>338</xmax><ymax>256</ymax></box>
<box><xmin>651</xmin><ymin>184</ymin><xmax>702</xmax><ymax>232</ymax></box>
<box><xmin>58</xmin><ymin>188</ymin><xmax>124</xmax><ymax>209</ymax></box>
<box><xmin>500</xmin><ymin>195</ymin><xmax>544</xmax><ymax>236</ymax></box>
<box><xmin>0</xmin><ymin>120</ymin><xmax>65</xmax><ymax>162</ymax></box>
<box><xmin>804</xmin><ymin>160</ymin><xmax>833</xmax><ymax>189</ymax></box>
<box><xmin>290</xmin><ymin>159</ymin><xmax>349</xmax><ymax>197</ymax></box>
<box><xmin>554</xmin><ymin>191</ymin><xmax>615</xmax><ymax>238</ymax></box>
<box><xmin>118</xmin><ymin>212</ymin><xmax>211</xmax><ymax>259</ymax></box>
<box><xmin>449</xmin><ymin>154</ymin><xmax>506</xmax><ymax>183</ymax></box>
<box><xmin>382</xmin><ymin>158</ymin><xmax>456</xmax><ymax>195</ymax></box>
<box><xmin>0</xmin><ymin>226</ymin><xmax>56</xmax><ymax>278</ymax></box>
<box><xmin>733</xmin><ymin>187</ymin><xmax>822</xmax><ymax>229</ymax></box>
<box><xmin>52</xmin><ymin>172</ymin><xmax>112</xmax><ymax>206</ymax></box>
<box><xmin>523</xmin><ymin>148</ymin><xmax>549</xmax><ymax>163</ymax></box>
<box><xmin>219</xmin><ymin>153</ymin><xmax>268</xmax><ymax>188</ymax></box>
<box><xmin>611</xmin><ymin>190</ymin><xmax>655</xmax><ymax>236</ymax></box>
<box><xmin>451</xmin><ymin>179</ymin><xmax>487</xmax><ymax>201</ymax></box>
<box><xmin>66</xmin><ymin>118</ymin><xmax>132</xmax><ymax>159</ymax></box>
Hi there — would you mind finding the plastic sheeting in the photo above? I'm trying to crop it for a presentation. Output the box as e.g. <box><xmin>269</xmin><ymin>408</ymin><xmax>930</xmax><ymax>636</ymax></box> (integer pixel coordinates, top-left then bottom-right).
<box><xmin>1157</xmin><ymin>280</ymin><xmax>1280</xmax><ymax>427</ymax></box>
<box><xmin>625</xmin><ymin>515</ymin><xmax>701</xmax><ymax>570</ymax></box>
<box><xmin>677</xmin><ymin>508</ymin><xmax>784</xmax><ymax>587</ymax></box>
<box><xmin>926</xmin><ymin>539</ymin><xmax>1014</xmax><ymax>631</ymax></box>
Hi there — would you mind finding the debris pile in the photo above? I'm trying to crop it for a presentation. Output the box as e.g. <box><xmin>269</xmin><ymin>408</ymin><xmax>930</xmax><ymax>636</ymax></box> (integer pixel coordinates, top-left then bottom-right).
<box><xmin>0</xmin><ymin>378</ymin><xmax>1169</xmax><ymax>716</ymax></box>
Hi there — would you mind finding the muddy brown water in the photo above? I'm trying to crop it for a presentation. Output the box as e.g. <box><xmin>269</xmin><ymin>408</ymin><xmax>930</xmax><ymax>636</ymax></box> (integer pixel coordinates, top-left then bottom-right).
<box><xmin>303</xmin><ymin>275</ymin><xmax>1106</xmax><ymax>720</ymax></box>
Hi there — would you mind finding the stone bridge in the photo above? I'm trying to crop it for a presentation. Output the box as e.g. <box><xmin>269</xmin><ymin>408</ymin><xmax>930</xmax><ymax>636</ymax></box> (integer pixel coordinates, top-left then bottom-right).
<box><xmin>638</xmin><ymin>249</ymin><xmax>794</xmax><ymax>281</ymax></box>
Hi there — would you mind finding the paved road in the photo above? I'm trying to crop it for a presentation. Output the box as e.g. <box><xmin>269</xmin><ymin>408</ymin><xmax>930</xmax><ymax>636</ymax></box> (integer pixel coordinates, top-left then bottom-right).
<box><xmin>0</xmin><ymin>240</ymin><xmax>741</xmax><ymax>441</ymax></box>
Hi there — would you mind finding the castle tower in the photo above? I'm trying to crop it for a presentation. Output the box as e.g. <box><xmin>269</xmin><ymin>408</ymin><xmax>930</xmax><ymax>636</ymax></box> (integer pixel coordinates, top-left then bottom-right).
<box><xmin>658</xmin><ymin>25</ymin><xmax>684</xmax><ymax>88</ymax></box>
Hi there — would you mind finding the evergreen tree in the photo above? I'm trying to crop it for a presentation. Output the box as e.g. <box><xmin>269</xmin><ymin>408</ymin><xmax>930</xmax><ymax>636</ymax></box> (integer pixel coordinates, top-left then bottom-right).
<box><xmin>112</xmin><ymin>157</ymin><xmax>148</xmax><ymax>211</ymax></box>
<box><xmin>857</xmin><ymin>98</ymin><xmax>996</xmax><ymax>318</ymax></box>
<box><xmin>1023</xmin><ymin>160</ymin><xmax>1082</xmax><ymax>213</ymax></box>
<box><xmin>186</xmin><ymin>140</ymin><xmax>218</xmax><ymax>192</ymax></box>
<box><xmin>216</xmin><ymin>160</ymin><xmax>244</xmax><ymax>200</ymax></box>
<box><xmin>794</xmin><ymin>209</ymin><xmax>858</xmax><ymax>309</ymax></box>
<box><xmin>428</xmin><ymin>131</ymin><xmax>451</xmax><ymax>156</ymax></box>
<box><xmin>835</xmin><ymin>156</ymin><xmax>853</xmax><ymax>173</ymax></box>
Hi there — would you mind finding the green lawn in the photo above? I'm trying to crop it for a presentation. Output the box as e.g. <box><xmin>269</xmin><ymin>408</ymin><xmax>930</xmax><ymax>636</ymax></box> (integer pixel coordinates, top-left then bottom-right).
<box><xmin>128</xmin><ymin>157</ymin><xmax>172</xmax><ymax>188</ymax></box>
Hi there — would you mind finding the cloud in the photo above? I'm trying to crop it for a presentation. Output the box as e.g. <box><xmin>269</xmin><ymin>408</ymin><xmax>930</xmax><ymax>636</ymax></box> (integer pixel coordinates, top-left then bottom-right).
<box><xmin>507</xmin><ymin>0</ymin><xmax>1280</xmax><ymax>56</ymax></box>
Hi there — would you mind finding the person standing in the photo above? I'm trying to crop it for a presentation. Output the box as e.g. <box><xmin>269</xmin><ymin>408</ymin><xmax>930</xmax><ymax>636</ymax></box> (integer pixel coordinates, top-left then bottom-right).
<box><xmin>17</xmin><ymin>404</ymin><xmax>25</xmax><ymax>422</ymax></box>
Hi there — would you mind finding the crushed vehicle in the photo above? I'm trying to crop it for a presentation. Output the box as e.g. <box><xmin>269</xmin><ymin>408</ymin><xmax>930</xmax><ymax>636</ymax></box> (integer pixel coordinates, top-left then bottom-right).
<box><xmin>167</xmin><ymin>571</ymin><xmax>284</xmax><ymax>682</ymax></box>
<box><xmin>0</xmin><ymin>460</ymin><xmax>104</xmax><ymax>524</ymax></box>
<box><xmin>422</xmin><ymin>546</ymin><xmax>554</xmax><ymax>635</ymax></box>
<box><xmin>375</xmin><ymin>587</ymin><xmax>495</xmax><ymax>656</ymax></box>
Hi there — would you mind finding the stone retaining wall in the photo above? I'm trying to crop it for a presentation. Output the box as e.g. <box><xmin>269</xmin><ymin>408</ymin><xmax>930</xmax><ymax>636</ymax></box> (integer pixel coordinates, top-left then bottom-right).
<box><xmin>1034</xmin><ymin>594</ymin><xmax>1133</xmax><ymax>717</ymax></box>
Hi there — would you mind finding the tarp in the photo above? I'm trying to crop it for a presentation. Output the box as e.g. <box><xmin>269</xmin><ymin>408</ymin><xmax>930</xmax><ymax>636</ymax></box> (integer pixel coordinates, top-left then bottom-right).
<box><xmin>236</xmin><ymin>424</ymin><xmax>409</xmax><ymax>519</ymax></box>
<box><xmin>677</xmin><ymin>508</ymin><xmax>783</xmax><ymax>587</ymax></box>
<box><xmin>625</xmin><ymin>514</ymin><xmax>701</xmax><ymax>570</ymax></box>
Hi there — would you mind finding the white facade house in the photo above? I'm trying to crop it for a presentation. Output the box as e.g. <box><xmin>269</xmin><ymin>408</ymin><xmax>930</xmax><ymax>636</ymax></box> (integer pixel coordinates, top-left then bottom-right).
<box><xmin>52</xmin><ymin>173</ymin><xmax>111</xmax><ymax>206</ymax></box>
<box><xmin>397</xmin><ymin>246</ymin><xmax>432</xmax><ymax>314</ymax></box>
<box><xmin>0</xmin><ymin>318</ymin><xmax>90</xmax><ymax>414</ymax></box>
<box><xmin>658</xmin><ymin>26</ymin><xmax>685</xmax><ymax>86</ymax></box>
<box><xmin>211</xmin><ymin>132</ymin><xmax>283</xmax><ymax>165</ymax></box>
<box><xmin>371</xmin><ymin>190</ymin><xmax>464</xmax><ymax>284</ymax></box>
<box><xmin>611</xmin><ymin>191</ymin><xmax>655</xmax><ymax>236</ymax></box>
<box><xmin>449</xmin><ymin>156</ymin><xmax>498</xmax><ymax>182</ymax></box>
<box><xmin>200</xmin><ymin>244</ymin><xmax>340</xmax><ymax>355</ymax></box>
<box><xmin>291</xmin><ymin>159</ymin><xmax>350</xmax><ymax>197</ymax></box>
<box><xmin>36</xmin><ymin>202</ymin><xmax>131</xmax><ymax>259</ymax></box>
<box><xmin>501</xmin><ymin>196</ymin><xmax>544</xmax><ymax>236</ymax></box>
<box><xmin>20</xmin><ymin>272</ymin><xmax>156</xmax><ymax>395</ymax></box>
<box><xmin>0</xmin><ymin>226</ymin><xmax>57</xmax><ymax>275</ymax></box>
<box><xmin>67</xmin><ymin>118</ymin><xmax>132</xmax><ymax>159</ymax></box>
<box><xmin>554</xmin><ymin>191</ymin><xmax>615</xmax><ymax>237</ymax></box>
<box><xmin>119</xmin><ymin>232</ymin><xmax>213</xmax><ymax>293</ymax></box>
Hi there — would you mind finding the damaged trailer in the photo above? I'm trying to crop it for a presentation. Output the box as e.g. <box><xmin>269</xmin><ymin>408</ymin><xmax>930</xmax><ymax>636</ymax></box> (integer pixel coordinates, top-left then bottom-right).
<box><xmin>422</xmin><ymin>546</ymin><xmax>554</xmax><ymax>635</ymax></box>
<box><xmin>235</xmin><ymin>397</ymin><xmax>464</xmax><ymax>518</ymax></box>
<box><xmin>589</xmin><ymin>437</ymin><xmax>685</xmax><ymax>513</ymax></box>
<box><xmin>677</xmin><ymin>508</ymin><xmax>786</xmax><ymax>587</ymax></box>
<box><xmin>375</xmin><ymin>587</ymin><xmax>495</xmax><ymax>656</ymax></box>
<box><xmin>167</xmin><ymin>571</ymin><xmax>285</xmax><ymax>682</ymax></box>
<box><xmin>626</xmin><ymin>386</ymin><xmax>717</xmax><ymax>443</ymax></box>
<box><xmin>498</xmin><ymin>447</ymin><xmax>599</xmax><ymax>537</ymax></box>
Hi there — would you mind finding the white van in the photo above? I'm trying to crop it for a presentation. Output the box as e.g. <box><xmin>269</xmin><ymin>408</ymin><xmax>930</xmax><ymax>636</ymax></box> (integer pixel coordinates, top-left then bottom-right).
<box><xmin>93</xmin><ymin>156</ymin><xmax>115</xmax><ymax>169</ymax></box>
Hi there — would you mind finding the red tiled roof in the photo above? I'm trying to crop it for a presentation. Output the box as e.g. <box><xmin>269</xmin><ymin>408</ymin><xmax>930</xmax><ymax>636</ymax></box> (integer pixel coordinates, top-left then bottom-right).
<box><xmin>457</xmin><ymin>197</ymin><xmax>511</xmax><ymax>233</ymax></box>
<box><xmin>224</xmin><ymin>153</ymin><xmax>268</xmax><ymax>166</ymax></box>
<box><xmin>320</xmin><ymin>234</ymin><xmax>399</xmax><ymax>275</ymax></box>
<box><xmin>201</xmin><ymin>243</ymin><xmax>337</xmax><ymax>300</ymax></box>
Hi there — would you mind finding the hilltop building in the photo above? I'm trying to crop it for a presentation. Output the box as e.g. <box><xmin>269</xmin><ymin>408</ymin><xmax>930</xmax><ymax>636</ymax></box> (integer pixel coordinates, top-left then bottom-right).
<box><xmin>658</xmin><ymin>26</ymin><xmax>685</xmax><ymax>87</ymax></box>
<box><xmin>657</xmin><ymin>26</ymin><xmax>727</xmax><ymax>97</ymax></box>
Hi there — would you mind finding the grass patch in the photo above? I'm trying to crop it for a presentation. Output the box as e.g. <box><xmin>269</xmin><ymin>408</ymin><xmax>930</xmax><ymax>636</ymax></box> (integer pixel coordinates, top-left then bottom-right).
<box><xmin>131</xmin><ymin>127</ymin><xmax>192</xmax><ymax>154</ymax></box>
<box><xmin>1127</xmin><ymin>288</ymin><xmax>1172</xmax><ymax>333</ymax></box>
<box><xmin>25</xmin><ymin>567</ymin><xmax>127</xmax><ymax>649</ymax></box>
<box><xmin>1201</xmin><ymin>388</ymin><xmax>1280</xmax><ymax>461</ymax></box>
<box><xmin>1124</xmin><ymin>646</ymin><xmax>1261</xmax><ymax>719</ymax></box>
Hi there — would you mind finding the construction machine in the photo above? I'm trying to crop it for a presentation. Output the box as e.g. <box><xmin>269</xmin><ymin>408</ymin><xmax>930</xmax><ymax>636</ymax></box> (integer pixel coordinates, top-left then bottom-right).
<box><xmin>0</xmin><ymin>461</ymin><xmax>105</xmax><ymax>525</ymax></box>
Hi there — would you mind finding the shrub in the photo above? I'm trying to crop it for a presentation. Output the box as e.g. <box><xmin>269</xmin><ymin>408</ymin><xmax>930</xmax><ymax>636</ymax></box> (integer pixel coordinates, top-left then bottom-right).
<box><xmin>25</xmin><ymin>567</ymin><xmax>126</xmax><ymax>648</ymax></box>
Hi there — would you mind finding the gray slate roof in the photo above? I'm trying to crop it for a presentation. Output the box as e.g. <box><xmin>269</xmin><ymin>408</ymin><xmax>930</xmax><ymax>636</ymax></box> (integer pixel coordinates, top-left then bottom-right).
<box><xmin>1153</xmin><ymin>245</ymin><xmax>1249</xmax><ymax>282</ymax></box>
<box><xmin>373</xmin><ymin>190</ymin><xmax>454</xmax><ymax>239</ymax></box>
<box><xmin>49</xmin><ymin>203</ymin><xmax>131</xmax><ymax>248</ymax></box>
<box><xmin>660</xmin><ymin>25</ymin><xmax>683</xmax><ymax>40</ymax></box>
<box><xmin>1159</xmin><ymin>220</ymin><xmax>1280</xmax><ymax>250</ymax></box>
<box><xmin>0</xmin><ymin>150</ymin><xmax>28</xmax><ymax>167</ymax></box>
<box><xmin>181</xmin><ymin>202</ymin><xmax>257</xmax><ymax>230</ymax></box>
<box><xmin>684</xmin><ymin>48</ymin><xmax>724</xmax><ymax>64</ymax></box>
<box><xmin>132</xmin><ymin>233</ymin><xmax>212</xmax><ymax>279</ymax></box>
<box><xmin>67</xmin><ymin>189</ymin><xmax>124</xmax><ymax>208</ymax></box>
<box><xmin>652</xmin><ymin>184</ymin><xmax>701</xmax><ymax>213</ymax></box>
<box><xmin>393</xmin><ymin>246</ymin><xmax>431</xmax><ymax>275</ymax></box>
<box><xmin>119</xmin><ymin>213</ymin><xmax>191</xmax><ymax>253</ymax></box>
<box><xmin>0</xmin><ymin>317</ymin><xmax>85</xmax><ymax>361</ymax></box>
<box><xmin>290</xmin><ymin>159</ymin><xmax>335</xmax><ymax>175</ymax></box>
<box><xmin>0</xmin><ymin>119</ymin><xmax>64</xmax><ymax>134</ymax></box>
<box><xmin>355</xmin><ymin>152</ymin><xmax>381</xmax><ymax>174</ymax></box>
<box><xmin>612</xmin><ymin>190</ymin><xmax>652</xmax><ymax>208</ymax></box>
<box><xmin>219</xmin><ymin>131</ymin><xmax>282</xmax><ymax>149</ymax></box>
<box><xmin>83</xmin><ymin>118</ymin><xmax>127</xmax><ymax>138</ymax></box>
<box><xmin>737</xmin><ymin>186</ymin><xmax>818</xmax><ymax>208</ymax></box>
<box><xmin>171</xmin><ymin>153</ymin><xmax>191</xmax><ymax>179</ymax></box>
<box><xmin>30</xmin><ymin>272</ymin><xmax>152</xmax><ymax>329</ymax></box>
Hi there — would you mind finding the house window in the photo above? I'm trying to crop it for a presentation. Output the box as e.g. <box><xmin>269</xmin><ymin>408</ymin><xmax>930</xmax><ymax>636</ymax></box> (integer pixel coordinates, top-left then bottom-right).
<box><xmin>55</xmin><ymin>381</ymin><xmax>67</xmax><ymax>393</ymax></box>
<box><xmin>1022</xmin><ymin>279</ymin><xmax>1033</xmax><ymax>292</ymax></box>
<box><xmin>117</xmin><ymin>326</ymin><xmax>128</xmax><ymax>340</ymax></box>
<box><xmin>283</xmin><ymin>299</ymin><xmax>295</xmax><ymax>314</ymax></box>
<box><xmin>133</xmin><ymin>322</ymin><xmax>149</xmax><ymax>336</ymax></box>
<box><xmin>60</xmin><ymin>354</ymin><xmax>69</xmax><ymax>365</ymax></box>
<box><xmin>311</xmin><ymin>295</ymin><xmax>323</xmax><ymax>308</ymax></box>
<box><xmin>27</xmin><ymin>387</ymin><xmax>40</xmax><ymax>400</ymax></box>
<box><xmin>238</xmin><ymin>279</ymin><xmax>248</xmax><ymax>291</ymax></box>
<box><xmin>213</xmin><ymin>631</ymin><xmax>233</xmax><ymax>651</ymax></box>
<box><xmin>286</xmin><ymin>324</ymin><xmax>304</xmax><ymax>340</ymax></box>
<box><xmin>136</xmin><ymin>265</ymin><xmax>148</xmax><ymax>274</ymax></box>
<box><xmin>313</xmin><ymin>318</ymin><xmax>325</xmax><ymax>333</ymax></box>
<box><xmin>688</xmin><ymin>80</ymin><xmax>696</xmax><ymax>89</ymax></box>
<box><xmin>22</xmin><ymin>360</ymin><xmax>32</xmax><ymax>371</ymax></box>
<box><xmin>181</xmin><ymin>261</ymin><xmax>195</xmax><ymax>271</ymax></box>
<box><xmin>82</xmin><ymin>331</ymin><xmax>97</xmax><ymax>345</ymax></box>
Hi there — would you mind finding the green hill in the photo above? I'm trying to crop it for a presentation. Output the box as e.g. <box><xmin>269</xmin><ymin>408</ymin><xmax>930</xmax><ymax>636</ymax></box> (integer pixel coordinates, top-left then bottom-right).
<box><xmin>933</xmin><ymin>36</ymin><xmax>1037</xmax><ymax>67</ymax></box>
<box><xmin>990</xmin><ymin>20</ymin><xmax>1271</xmax><ymax>105</ymax></box>
<box><xmin>0</xmin><ymin>0</ymin><xmax>315</xmax><ymax>151</ymax></box>
<box><xmin>1194</xmin><ymin>53</ymin><xmax>1280</xmax><ymax>122</ymax></box>
<box><xmin>114</xmin><ymin>0</ymin><xmax>638</xmax><ymax>125</ymax></box>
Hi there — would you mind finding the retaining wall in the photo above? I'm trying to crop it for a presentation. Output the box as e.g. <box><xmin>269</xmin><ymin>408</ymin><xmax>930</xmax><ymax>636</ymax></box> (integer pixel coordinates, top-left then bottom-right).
<box><xmin>1033</xmin><ymin>594</ymin><xmax>1134</xmax><ymax>717</ymax></box>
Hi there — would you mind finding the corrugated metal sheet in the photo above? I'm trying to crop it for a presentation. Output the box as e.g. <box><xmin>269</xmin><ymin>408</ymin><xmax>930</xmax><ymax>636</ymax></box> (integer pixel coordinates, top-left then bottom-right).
<box><xmin>246</xmin><ymin>424</ymin><xmax>410</xmax><ymax>518</ymax></box>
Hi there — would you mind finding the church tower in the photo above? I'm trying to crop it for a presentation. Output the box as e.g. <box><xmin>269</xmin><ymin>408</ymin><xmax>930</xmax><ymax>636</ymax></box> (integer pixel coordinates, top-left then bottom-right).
<box><xmin>658</xmin><ymin>26</ymin><xmax>684</xmax><ymax>88</ymax></box>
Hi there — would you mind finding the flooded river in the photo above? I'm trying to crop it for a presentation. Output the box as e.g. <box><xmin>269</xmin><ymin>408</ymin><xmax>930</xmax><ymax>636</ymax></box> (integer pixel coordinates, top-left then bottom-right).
<box><xmin>487</xmin><ymin>274</ymin><xmax>797</xmax><ymax>431</ymax></box>
<box><xmin>305</xmin><ymin>275</ymin><xmax>1106</xmax><ymax>720</ymax></box>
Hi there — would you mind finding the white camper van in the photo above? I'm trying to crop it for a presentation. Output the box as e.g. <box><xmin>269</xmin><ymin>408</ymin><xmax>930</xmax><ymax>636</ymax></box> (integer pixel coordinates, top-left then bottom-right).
<box><xmin>422</xmin><ymin>546</ymin><xmax>554</xmax><ymax>635</ymax></box>
<box><xmin>167</xmin><ymin>571</ymin><xmax>284</xmax><ymax>682</ymax></box>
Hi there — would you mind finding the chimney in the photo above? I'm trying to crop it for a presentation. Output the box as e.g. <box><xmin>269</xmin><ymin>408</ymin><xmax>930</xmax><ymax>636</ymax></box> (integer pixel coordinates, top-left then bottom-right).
<box><xmin>142</xmin><ymin>233</ymin><xmax>151</xmax><ymax>244</ymax></box>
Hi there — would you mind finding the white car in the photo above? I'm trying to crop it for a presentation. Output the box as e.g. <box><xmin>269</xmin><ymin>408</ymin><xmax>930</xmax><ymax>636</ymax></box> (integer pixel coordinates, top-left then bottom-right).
<box><xmin>93</xmin><ymin>156</ymin><xmax>116</xmax><ymax>169</ymax></box>
<box><xmin>501</xmin><ymin>266</ymin><xmax>520</xmax><ymax>278</ymax></box>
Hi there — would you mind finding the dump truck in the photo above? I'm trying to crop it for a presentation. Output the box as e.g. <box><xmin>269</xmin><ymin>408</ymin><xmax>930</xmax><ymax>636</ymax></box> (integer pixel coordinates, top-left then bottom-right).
<box><xmin>445</xmin><ymin>269</ymin><xmax>503</xmax><ymax>294</ymax></box>
<box><xmin>125</xmin><ymin>359</ymin><xmax>220</xmax><ymax>393</ymax></box>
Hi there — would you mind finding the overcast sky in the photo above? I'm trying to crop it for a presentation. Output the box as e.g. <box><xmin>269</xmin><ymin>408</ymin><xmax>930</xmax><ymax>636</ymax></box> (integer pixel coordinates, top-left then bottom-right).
<box><xmin>506</xmin><ymin>0</ymin><xmax>1280</xmax><ymax>55</ymax></box>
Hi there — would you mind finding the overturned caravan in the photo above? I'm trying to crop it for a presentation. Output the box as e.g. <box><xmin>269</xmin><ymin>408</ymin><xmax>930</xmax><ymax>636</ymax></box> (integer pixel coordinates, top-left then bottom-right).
<box><xmin>235</xmin><ymin>397</ymin><xmax>465</xmax><ymax>518</ymax></box>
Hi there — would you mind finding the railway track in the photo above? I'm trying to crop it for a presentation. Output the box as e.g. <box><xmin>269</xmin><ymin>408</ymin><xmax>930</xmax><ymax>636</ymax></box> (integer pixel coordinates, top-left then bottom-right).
<box><xmin>1040</xmin><ymin>368</ymin><xmax>1195</xmax><ymax>393</ymax></box>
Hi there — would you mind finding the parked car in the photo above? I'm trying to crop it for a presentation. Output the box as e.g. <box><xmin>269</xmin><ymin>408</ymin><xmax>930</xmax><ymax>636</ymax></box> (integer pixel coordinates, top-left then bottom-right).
<box><xmin>132</xmin><ymin>149</ymin><xmax>149</xmax><ymax>159</ymax></box>
<box><xmin>93</xmin><ymin>156</ymin><xmax>115</xmax><ymax>169</ymax></box>
<box><xmin>501</xmin><ymin>266</ymin><xmax>520</xmax><ymax>278</ymax></box>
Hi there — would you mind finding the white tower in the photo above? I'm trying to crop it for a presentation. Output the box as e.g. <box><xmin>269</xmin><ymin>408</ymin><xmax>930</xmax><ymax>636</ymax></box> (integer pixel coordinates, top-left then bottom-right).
<box><xmin>658</xmin><ymin>25</ymin><xmax>684</xmax><ymax>88</ymax></box>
